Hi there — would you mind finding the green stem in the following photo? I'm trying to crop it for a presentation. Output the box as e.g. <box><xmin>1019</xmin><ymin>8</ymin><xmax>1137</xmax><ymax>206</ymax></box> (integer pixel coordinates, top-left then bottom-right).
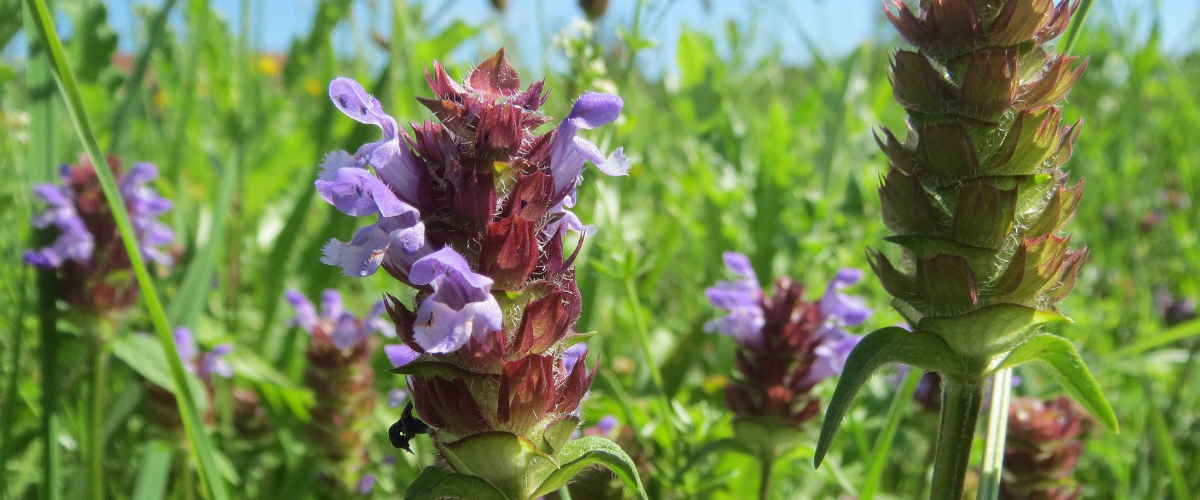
<box><xmin>758</xmin><ymin>453</ymin><xmax>776</xmax><ymax>500</ymax></box>
<box><xmin>976</xmin><ymin>368</ymin><xmax>1013</xmax><ymax>500</ymax></box>
<box><xmin>861</xmin><ymin>369</ymin><xmax>922</xmax><ymax>500</ymax></box>
<box><xmin>87</xmin><ymin>321</ymin><xmax>112</xmax><ymax>500</ymax></box>
<box><xmin>623</xmin><ymin>277</ymin><xmax>676</xmax><ymax>441</ymax></box>
<box><xmin>557</xmin><ymin>486</ymin><xmax>573</xmax><ymax>500</ymax></box>
<box><xmin>929</xmin><ymin>377</ymin><xmax>983</xmax><ymax>500</ymax></box>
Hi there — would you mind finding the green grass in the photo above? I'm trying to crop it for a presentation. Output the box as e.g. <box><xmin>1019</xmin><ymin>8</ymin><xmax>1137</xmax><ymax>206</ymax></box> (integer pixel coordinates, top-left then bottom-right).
<box><xmin>2</xmin><ymin>0</ymin><xmax>1200</xmax><ymax>498</ymax></box>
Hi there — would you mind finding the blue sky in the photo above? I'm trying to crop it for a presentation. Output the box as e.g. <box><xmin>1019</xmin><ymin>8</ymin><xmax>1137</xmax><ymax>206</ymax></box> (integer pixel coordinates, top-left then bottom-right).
<box><xmin>10</xmin><ymin>0</ymin><xmax>1200</xmax><ymax>71</ymax></box>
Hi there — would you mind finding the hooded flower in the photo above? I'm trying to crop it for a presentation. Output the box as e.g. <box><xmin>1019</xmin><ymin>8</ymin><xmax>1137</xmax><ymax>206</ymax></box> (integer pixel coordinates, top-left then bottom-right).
<box><xmin>708</xmin><ymin>252</ymin><xmax>870</xmax><ymax>445</ymax></box>
<box><xmin>286</xmin><ymin>289</ymin><xmax>387</xmax><ymax>350</ymax></box>
<box><xmin>24</xmin><ymin>157</ymin><xmax>175</xmax><ymax>314</ymax></box>
<box><xmin>319</xmin><ymin>49</ymin><xmax>636</xmax><ymax>499</ymax></box>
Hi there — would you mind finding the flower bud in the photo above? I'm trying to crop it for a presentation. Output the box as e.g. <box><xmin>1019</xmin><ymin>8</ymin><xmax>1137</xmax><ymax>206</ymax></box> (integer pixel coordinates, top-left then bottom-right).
<box><xmin>1001</xmin><ymin>396</ymin><xmax>1093</xmax><ymax>500</ymax></box>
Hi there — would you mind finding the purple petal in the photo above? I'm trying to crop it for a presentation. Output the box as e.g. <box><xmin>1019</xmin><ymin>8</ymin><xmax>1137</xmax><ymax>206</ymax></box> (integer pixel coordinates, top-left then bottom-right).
<box><xmin>320</xmin><ymin>289</ymin><xmax>344</xmax><ymax>321</ymax></box>
<box><xmin>31</xmin><ymin>183</ymin><xmax>71</xmax><ymax>208</ymax></box>
<box><xmin>356</xmin><ymin>475</ymin><xmax>376</xmax><ymax>495</ymax></box>
<box><xmin>385</xmin><ymin>344</ymin><xmax>418</xmax><ymax>368</ymax></box>
<box><xmin>122</xmin><ymin>162</ymin><xmax>159</xmax><ymax>186</ymax></box>
<box><xmin>173</xmin><ymin>327</ymin><xmax>198</xmax><ymax>365</ymax></box>
<box><xmin>320</xmin><ymin>215</ymin><xmax>425</xmax><ymax>277</ymax></box>
<box><xmin>328</xmin><ymin>77</ymin><xmax>397</xmax><ymax>140</ymax></box>
<box><xmin>562</xmin><ymin>343</ymin><xmax>588</xmax><ymax>373</ymax></box>
<box><xmin>285</xmin><ymin>290</ymin><xmax>319</xmax><ymax>333</ymax></box>
<box><xmin>371</xmin><ymin>140</ymin><xmax>425</xmax><ymax>206</ymax></box>
<box><xmin>203</xmin><ymin>344</ymin><xmax>235</xmax><ymax>379</ymax></box>
<box><xmin>805</xmin><ymin>334</ymin><xmax>863</xmax><ymax>385</ymax></box>
<box><xmin>331</xmin><ymin>313</ymin><xmax>366</xmax><ymax>349</ymax></box>
<box><xmin>596</xmin><ymin>415</ymin><xmax>618</xmax><ymax>436</ymax></box>
<box><xmin>408</xmin><ymin>248</ymin><xmax>502</xmax><ymax>353</ymax></box>
<box><xmin>367</xmin><ymin>301</ymin><xmax>393</xmax><ymax>336</ymax></box>
<box><xmin>820</xmin><ymin>268</ymin><xmax>872</xmax><ymax>327</ymax></box>
<box><xmin>316</xmin><ymin>151</ymin><xmax>418</xmax><ymax>219</ymax></box>
<box><xmin>722</xmin><ymin>252</ymin><xmax>757</xmax><ymax>282</ymax></box>
<box><xmin>548</xmin><ymin>92</ymin><xmax>630</xmax><ymax>201</ymax></box>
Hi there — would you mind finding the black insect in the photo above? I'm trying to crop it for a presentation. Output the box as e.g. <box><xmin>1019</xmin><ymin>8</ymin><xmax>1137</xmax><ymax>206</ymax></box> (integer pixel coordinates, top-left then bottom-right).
<box><xmin>388</xmin><ymin>401</ymin><xmax>431</xmax><ymax>454</ymax></box>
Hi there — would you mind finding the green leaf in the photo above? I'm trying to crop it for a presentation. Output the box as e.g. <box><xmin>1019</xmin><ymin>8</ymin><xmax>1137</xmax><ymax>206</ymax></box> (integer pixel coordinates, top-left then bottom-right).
<box><xmin>996</xmin><ymin>333</ymin><xmax>1118</xmax><ymax>432</ymax></box>
<box><xmin>403</xmin><ymin>466</ymin><xmax>510</xmax><ymax>500</ymax></box>
<box><xmin>389</xmin><ymin>358</ymin><xmax>475</xmax><ymax>379</ymax></box>
<box><xmin>1142</xmin><ymin>378</ymin><xmax>1191</xmax><ymax>500</ymax></box>
<box><xmin>918</xmin><ymin>303</ymin><xmax>1071</xmax><ymax>359</ymax></box>
<box><xmin>680</xmin><ymin>437</ymin><xmax>754</xmax><ymax>475</ymax></box>
<box><xmin>530</xmin><ymin>436</ymin><xmax>648</xmax><ymax>500</ymax></box>
<box><xmin>21</xmin><ymin>1</ymin><xmax>230</xmax><ymax>498</ymax></box>
<box><xmin>109</xmin><ymin>333</ymin><xmax>209</xmax><ymax>411</ymax></box>
<box><xmin>131</xmin><ymin>441</ymin><xmax>174</xmax><ymax>500</ymax></box>
<box><xmin>66</xmin><ymin>0</ymin><xmax>118</xmax><ymax>84</ymax></box>
<box><xmin>815</xmin><ymin>327</ymin><xmax>968</xmax><ymax>468</ymax></box>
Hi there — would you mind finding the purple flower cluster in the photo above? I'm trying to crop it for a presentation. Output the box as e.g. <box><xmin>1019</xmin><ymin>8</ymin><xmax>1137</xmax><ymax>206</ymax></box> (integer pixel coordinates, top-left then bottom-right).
<box><xmin>25</xmin><ymin>161</ymin><xmax>174</xmax><ymax>269</ymax></box>
<box><xmin>286</xmin><ymin>289</ymin><xmax>388</xmax><ymax>350</ymax></box>
<box><xmin>317</xmin><ymin>71</ymin><xmax>627</xmax><ymax>356</ymax></box>
<box><xmin>706</xmin><ymin>252</ymin><xmax>870</xmax><ymax>385</ymax></box>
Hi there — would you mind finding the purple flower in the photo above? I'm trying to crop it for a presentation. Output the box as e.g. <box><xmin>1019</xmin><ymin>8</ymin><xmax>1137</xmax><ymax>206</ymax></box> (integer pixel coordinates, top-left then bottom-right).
<box><xmin>121</xmin><ymin>162</ymin><xmax>175</xmax><ymax>266</ymax></box>
<box><xmin>562</xmin><ymin>343</ymin><xmax>588</xmax><ymax>373</ymax></box>
<box><xmin>24</xmin><ymin>180</ymin><xmax>94</xmax><ymax>269</ymax></box>
<box><xmin>704</xmin><ymin>252</ymin><xmax>766</xmax><ymax>348</ymax></box>
<box><xmin>172</xmin><ymin>327</ymin><xmax>234</xmax><ymax>381</ymax></box>
<box><xmin>317</xmin><ymin>151</ymin><xmax>425</xmax><ymax>278</ymax></box>
<box><xmin>285</xmin><ymin>289</ymin><xmax>387</xmax><ymax>349</ymax></box>
<box><xmin>805</xmin><ymin>333</ymin><xmax>863</xmax><ymax>385</ymax></box>
<box><xmin>385</xmin><ymin>343</ymin><xmax>418</xmax><ymax>368</ymax></box>
<box><xmin>355</xmin><ymin>474</ymin><xmax>375</xmax><ymax>495</ymax></box>
<box><xmin>817</xmin><ymin>268</ymin><xmax>873</xmax><ymax>339</ymax></box>
<box><xmin>24</xmin><ymin>161</ymin><xmax>175</xmax><ymax>270</ymax></box>
<box><xmin>549</xmin><ymin>92</ymin><xmax>631</xmax><ymax>204</ymax></box>
<box><xmin>407</xmin><ymin>248</ymin><xmax>503</xmax><ymax>353</ymax></box>
<box><xmin>596</xmin><ymin>415</ymin><xmax>618</xmax><ymax>437</ymax></box>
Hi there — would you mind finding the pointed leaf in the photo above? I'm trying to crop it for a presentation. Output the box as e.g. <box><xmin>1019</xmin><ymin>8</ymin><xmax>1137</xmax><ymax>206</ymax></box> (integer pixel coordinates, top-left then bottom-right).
<box><xmin>530</xmin><ymin>436</ymin><xmax>648</xmax><ymax>499</ymax></box>
<box><xmin>996</xmin><ymin>333</ymin><xmax>1118</xmax><ymax>432</ymax></box>
<box><xmin>815</xmin><ymin>327</ymin><xmax>969</xmax><ymax>468</ymax></box>
<box><xmin>404</xmin><ymin>466</ymin><xmax>510</xmax><ymax>500</ymax></box>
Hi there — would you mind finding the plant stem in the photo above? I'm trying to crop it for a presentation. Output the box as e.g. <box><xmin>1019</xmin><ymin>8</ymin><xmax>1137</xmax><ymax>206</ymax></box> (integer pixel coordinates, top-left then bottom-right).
<box><xmin>861</xmin><ymin>369</ymin><xmax>922</xmax><ymax>500</ymax></box>
<box><xmin>758</xmin><ymin>453</ymin><xmax>776</xmax><ymax>500</ymax></box>
<box><xmin>623</xmin><ymin>276</ymin><xmax>676</xmax><ymax>441</ymax></box>
<box><xmin>976</xmin><ymin>368</ymin><xmax>1013</xmax><ymax>500</ymax></box>
<box><xmin>87</xmin><ymin>320</ymin><xmax>112</xmax><ymax>500</ymax></box>
<box><xmin>929</xmin><ymin>377</ymin><xmax>983</xmax><ymax>500</ymax></box>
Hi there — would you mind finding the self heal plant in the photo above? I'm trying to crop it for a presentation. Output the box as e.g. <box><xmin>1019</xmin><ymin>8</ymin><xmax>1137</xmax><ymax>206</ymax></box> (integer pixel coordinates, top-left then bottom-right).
<box><xmin>706</xmin><ymin>252</ymin><xmax>869</xmax><ymax>499</ymax></box>
<box><xmin>286</xmin><ymin>289</ymin><xmax>386</xmax><ymax>498</ymax></box>
<box><xmin>815</xmin><ymin>2</ymin><xmax>1118</xmax><ymax>499</ymax></box>
<box><xmin>24</xmin><ymin>155</ymin><xmax>174</xmax><ymax>500</ymax></box>
<box><xmin>317</xmin><ymin>49</ymin><xmax>645</xmax><ymax>500</ymax></box>
<box><xmin>1001</xmin><ymin>396</ymin><xmax>1092</xmax><ymax>500</ymax></box>
<box><xmin>145</xmin><ymin>327</ymin><xmax>233</xmax><ymax>443</ymax></box>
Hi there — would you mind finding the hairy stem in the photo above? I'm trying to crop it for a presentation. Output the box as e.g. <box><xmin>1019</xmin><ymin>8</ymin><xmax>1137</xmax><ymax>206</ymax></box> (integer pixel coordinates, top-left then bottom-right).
<box><xmin>977</xmin><ymin>368</ymin><xmax>1013</xmax><ymax>500</ymax></box>
<box><xmin>929</xmin><ymin>377</ymin><xmax>983</xmax><ymax>500</ymax></box>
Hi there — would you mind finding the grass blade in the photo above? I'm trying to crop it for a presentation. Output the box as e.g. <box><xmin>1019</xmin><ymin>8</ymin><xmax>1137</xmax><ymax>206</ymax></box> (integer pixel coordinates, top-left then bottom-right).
<box><xmin>1143</xmin><ymin>378</ymin><xmax>1191</xmax><ymax>500</ymax></box>
<box><xmin>22</xmin><ymin>1</ymin><xmax>62</xmax><ymax>498</ymax></box>
<box><xmin>859</xmin><ymin>368</ymin><xmax>921</xmax><ymax>500</ymax></box>
<box><xmin>132</xmin><ymin>441</ymin><xmax>175</xmax><ymax>500</ymax></box>
<box><xmin>1062</xmin><ymin>0</ymin><xmax>1095</xmax><ymax>54</ymax></box>
<box><xmin>21</xmin><ymin>1</ymin><xmax>230</xmax><ymax>498</ymax></box>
